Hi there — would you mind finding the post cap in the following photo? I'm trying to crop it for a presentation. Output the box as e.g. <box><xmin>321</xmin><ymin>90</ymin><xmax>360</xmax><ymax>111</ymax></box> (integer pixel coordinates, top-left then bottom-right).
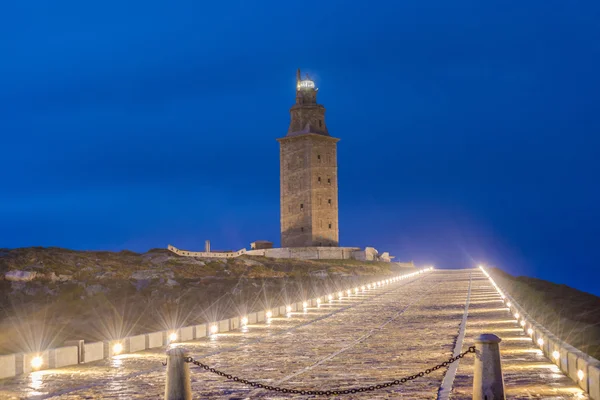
<box><xmin>167</xmin><ymin>347</ymin><xmax>188</xmax><ymax>356</ymax></box>
<box><xmin>475</xmin><ymin>333</ymin><xmax>502</xmax><ymax>344</ymax></box>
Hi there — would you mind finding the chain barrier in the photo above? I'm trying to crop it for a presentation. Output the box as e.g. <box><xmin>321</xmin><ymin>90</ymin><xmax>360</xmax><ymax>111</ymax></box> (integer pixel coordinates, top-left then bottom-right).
<box><xmin>181</xmin><ymin>345</ymin><xmax>476</xmax><ymax>396</ymax></box>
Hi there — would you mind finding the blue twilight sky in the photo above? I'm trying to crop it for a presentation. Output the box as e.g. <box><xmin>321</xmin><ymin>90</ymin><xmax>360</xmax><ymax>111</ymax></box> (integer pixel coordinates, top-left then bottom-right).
<box><xmin>0</xmin><ymin>1</ymin><xmax>599</xmax><ymax>294</ymax></box>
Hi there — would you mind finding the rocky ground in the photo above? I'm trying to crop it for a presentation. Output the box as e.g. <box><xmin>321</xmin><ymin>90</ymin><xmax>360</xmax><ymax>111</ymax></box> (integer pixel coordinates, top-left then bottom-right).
<box><xmin>0</xmin><ymin>247</ymin><xmax>409</xmax><ymax>355</ymax></box>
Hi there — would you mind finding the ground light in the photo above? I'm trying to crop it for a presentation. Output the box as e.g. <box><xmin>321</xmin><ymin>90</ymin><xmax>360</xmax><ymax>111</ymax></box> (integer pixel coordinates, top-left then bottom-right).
<box><xmin>241</xmin><ymin>316</ymin><xmax>248</xmax><ymax>326</ymax></box>
<box><xmin>553</xmin><ymin>351</ymin><xmax>560</xmax><ymax>360</ymax></box>
<box><xmin>169</xmin><ymin>332</ymin><xmax>178</xmax><ymax>342</ymax></box>
<box><xmin>328</xmin><ymin>294</ymin><xmax>333</xmax><ymax>302</ymax></box>
<box><xmin>578</xmin><ymin>370</ymin><xmax>585</xmax><ymax>381</ymax></box>
<box><xmin>210</xmin><ymin>325</ymin><xmax>218</xmax><ymax>334</ymax></box>
<box><xmin>302</xmin><ymin>301</ymin><xmax>308</xmax><ymax>309</ymax></box>
<box><xmin>266</xmin><ymin>310</ymin><xmax>272</xmax><ymax>319</ymax></box>
<box><xmin>527</xmin><ymin>328</ymin><xmax>534</xmax><ymax>336</ymax></box>
<box><xmin>286</xmin><ymin>305</ymin><xmax>292</xmax><ymax>313</ymax></box>
<box><xmin>537</xmin><ymin>338</ymin><xmax>544</xmax><ymax>347</ymax></box>
<box><xmin>113</xmin><ymin>343</ymin><xmax>123</xmax><ymax>355</ymax></box>
<box><xmin>30</xmin><ymin>356</ymin><xmax>43</xmax><ymax>370</ymax></box>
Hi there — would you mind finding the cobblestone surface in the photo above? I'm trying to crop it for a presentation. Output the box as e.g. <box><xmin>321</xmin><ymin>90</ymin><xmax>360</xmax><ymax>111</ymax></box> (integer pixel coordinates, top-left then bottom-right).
<box><xmin>0</xmin><ymin>269</ymin><xmax>587</xmax><ymax>399</ymax></box>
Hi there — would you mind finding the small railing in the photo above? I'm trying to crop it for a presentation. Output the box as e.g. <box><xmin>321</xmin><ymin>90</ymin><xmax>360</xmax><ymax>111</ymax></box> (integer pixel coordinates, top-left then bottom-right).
<box><xmin>163</xmin><ymin>334</ymin><xmax>505</xmax><ymax>399</ymax></box>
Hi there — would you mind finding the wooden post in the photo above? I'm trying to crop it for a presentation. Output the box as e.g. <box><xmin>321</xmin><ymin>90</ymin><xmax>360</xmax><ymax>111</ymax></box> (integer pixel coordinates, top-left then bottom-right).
<box><xmin>473</xmin><ymin>333</ymin><xmax>505</xmax><ymax>400</ymax></box>
<box><xmin>164</xmin><ymin>347</ymin><xmax>192</xmax><ymax>400</ymax></box>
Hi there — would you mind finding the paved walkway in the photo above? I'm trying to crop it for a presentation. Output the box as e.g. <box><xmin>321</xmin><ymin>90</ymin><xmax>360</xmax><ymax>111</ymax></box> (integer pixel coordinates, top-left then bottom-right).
<box><xmin>0</xmin><ymin>269</ymin><xmax>587</xmax><ymax>399</ymax></box>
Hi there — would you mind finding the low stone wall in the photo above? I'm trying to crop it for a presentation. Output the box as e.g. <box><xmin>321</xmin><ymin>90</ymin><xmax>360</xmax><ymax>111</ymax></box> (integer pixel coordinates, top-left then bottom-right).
<box><xmin>0</xmin><ymin>269</ymin><xmax>428</xmax><ymax>380</ymax></box>
<box><xmin>482</xmin><ymin>268</ymin><xmax>600</xmax><ymax>400</ymax></box>
<box><xmin>83</xmin><ymin>342</ymin><xmax>104</xmax><ymax>363</ymax></box>
<box><xmin>128</xmin><ymin>334</ymin><xmax>146</xmax><ymax>353</ymax></box>
<box><xmin>147</xmin><ymin>331</ymin><xmax>164</xmax><ymax>349</ymax></box>
<box><xmin>168</xmin><ymin>244</ymin><xmax>247</xmax><ymax>258</ymax></box>
<box><xmin>245</xmin><ymin>246</ymin><xmax>361</xmax><ymax>260</ymax></box>
<box><xmin>0</xmin><ymin>354</ymin><xmax>15</xmax><ymax>380</ymax></box>
<box><xmin>52</xmin><ymin>346</ymin><xmax>79</xmax><ymax>368</ymax></box>
<box><xmin>168</xmin><ymin>244</ymin><xmax>398</xmax><ymax>262</ymax></box>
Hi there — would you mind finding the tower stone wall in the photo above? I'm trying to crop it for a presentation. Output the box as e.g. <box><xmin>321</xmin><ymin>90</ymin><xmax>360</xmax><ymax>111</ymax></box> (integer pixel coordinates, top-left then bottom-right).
<box><xmin>278</xmin><ymin>70</ymin><xmax>340</xmax><ymax>247</ymax></box>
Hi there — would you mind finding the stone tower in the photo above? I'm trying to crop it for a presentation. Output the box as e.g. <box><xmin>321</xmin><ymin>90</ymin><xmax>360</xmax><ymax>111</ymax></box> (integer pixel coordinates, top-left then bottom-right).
<box><xmin>277</xmin><ymin>69</ymin><xmax>340</xmax><ymax>247</ymax></box>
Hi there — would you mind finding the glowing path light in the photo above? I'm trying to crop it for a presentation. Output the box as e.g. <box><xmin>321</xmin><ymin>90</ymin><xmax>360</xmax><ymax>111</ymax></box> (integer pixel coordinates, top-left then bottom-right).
<box><xmin>520</xmin><ymin>320</ymin><xmax>526</xmax><ymax>327</ymax></box>
<box><xmin>241</xmin><ymin>316</ymin><xmax>248</xmax><ymax>326</ymax></box>
<box><xmin>577</xmin><ymin>370</ymin><xmax>585</xmax><ymax>381</ymax></box>
<box><xmin>553</xmin><ymin>350</ymin><xmax>560</xmax><ymax>360</ymax></box>
<box><xmin>537</xmin><ymin>338</ymin><xmax>544</xmax><ymax>347</ymax></box>
<box><xmin>338</xmin><ymin>291</ymin><xmax>343</xmax><ymax>299</ymax></box>
<box><xmin>169</xmin><ymin>332</ymin><xmax>178</xmax><ymax>342</ymax></box>
<box><xmin>210</xmin><ymin>325</ymin><xmax>218</xmax><ymax>334</ymax></box>
<box><xmin>328</xmin><ymin>294</ymin><xmax>333</xmax><ymax>302</ymax></box>
<box><xmin>302</xmin><ymin>301</ymin><xmax>308</xmax><ymax>309</ymax></box>
<box><xmin>266</xmin><ymin>310</ymin><xmax>273</xmax><ymax>319</ymax></box>
<box><xmin>113</xmin><ymin>343</ymin><xmax>123</xmax><ymax>355</ymax></box>
<box><xmin>316</xmin><ymin>298</ymin><xmax>321</xmax><ymax>306</ymax></box>
<box><xmin>528</xmin><ymin>328</ymin><xmax>534</xmax><ymax>336</ymax></box>
<box><xmin>286</xmin><ymin>305</ymin><xmax>292</xmax><ymax>313</ymax></box>
<box><xmin>30</xmin><ymin>356</ymin><xmax>43</xmax><ymax>370</ymax></box>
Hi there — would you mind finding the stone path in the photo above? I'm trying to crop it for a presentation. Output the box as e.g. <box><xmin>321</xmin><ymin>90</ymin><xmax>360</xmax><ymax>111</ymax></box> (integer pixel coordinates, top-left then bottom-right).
<box><xmin>0</xmin><ymin>269</ymin><xmax>587</xmax><ymax>399</ymax></box>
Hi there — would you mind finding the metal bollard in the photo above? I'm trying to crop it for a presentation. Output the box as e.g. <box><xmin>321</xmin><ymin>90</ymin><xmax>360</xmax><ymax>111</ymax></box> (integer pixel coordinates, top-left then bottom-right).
<box><xmin>473</xmin><ymin>334</ymin><xmax>505</xmax><ymax>400</ymax></box>
<box><xmin>164</xmin><ymin>347</ymin><xmax>192</xmax><ymax>400</ymax></box>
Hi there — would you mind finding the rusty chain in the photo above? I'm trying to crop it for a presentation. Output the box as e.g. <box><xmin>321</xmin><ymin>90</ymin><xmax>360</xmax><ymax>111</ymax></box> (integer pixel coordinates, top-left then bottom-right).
<box><xmin>180</xmin><ymin>345</ymin><xmax>476</xmax><ymax>396</ymax></box>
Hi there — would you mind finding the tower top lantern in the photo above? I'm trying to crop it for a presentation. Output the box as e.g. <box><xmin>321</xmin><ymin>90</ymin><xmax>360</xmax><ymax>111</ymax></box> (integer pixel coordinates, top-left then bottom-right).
<box><xmin>296</xmin><ymin>69</ymin><xmax>316</xmax><ymax>90</ymax></box>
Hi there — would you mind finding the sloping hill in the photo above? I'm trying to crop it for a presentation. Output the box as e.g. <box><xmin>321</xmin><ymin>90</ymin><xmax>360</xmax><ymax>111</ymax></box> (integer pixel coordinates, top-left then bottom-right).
<box><xmin>0</xmin><ymin>247</ymin><xmax>411</xmax><ymax>355</ymax></box>
<box><xmin>489</xmin><ymin>267</ymin><xmax>600</xmax><ymax>360</ymax></box>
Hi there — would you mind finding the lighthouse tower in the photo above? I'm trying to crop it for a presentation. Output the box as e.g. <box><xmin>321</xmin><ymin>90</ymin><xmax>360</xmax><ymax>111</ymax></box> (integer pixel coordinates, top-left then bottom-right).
<box><xmin>277</xmin><ymin>69</ymin><xmax>340</xmax><ymax>247</ymax></box>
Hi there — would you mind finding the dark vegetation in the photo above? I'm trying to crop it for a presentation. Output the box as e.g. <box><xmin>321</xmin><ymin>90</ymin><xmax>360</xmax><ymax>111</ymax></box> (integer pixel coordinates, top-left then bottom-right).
<box><xmin>0</xmin><ymin>247</ymin><xmax>412</xmax><ymax>355</ymax></box>
<box><xmin>490</xmin><ymin>268</ymin><xmax>600</xmax><ymax>360</ymax></box>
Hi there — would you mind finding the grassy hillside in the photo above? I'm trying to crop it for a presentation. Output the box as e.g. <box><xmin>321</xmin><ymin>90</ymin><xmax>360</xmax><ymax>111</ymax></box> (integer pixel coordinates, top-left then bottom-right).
<box><xmin>489</xmin><ymin>267</ymin><xmax>600</xmax><ymax>360</ymax></box>
<box><xmin>0</xmin><ymin>247</ymin><xmax>412</xmax><ymax>355</ymax></box>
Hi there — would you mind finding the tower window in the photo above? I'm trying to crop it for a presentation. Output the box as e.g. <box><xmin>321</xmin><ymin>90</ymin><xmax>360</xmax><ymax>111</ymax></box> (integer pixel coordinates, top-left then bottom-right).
<box><xmin>300</xmin><ymin>203</ymin><xmax>303</xmax><ymax>210</ymax></box>
<box><xmin>318</xmin><ymin>177</ymin><xmax>321</xmax><ymax>183</ymax></box>
<box><xmin>301</xmin><ymin>227</ymin><xmax>304</xmax><ymax>232</ymax></box>
<box><xmin>319</xmin><ymin>120</ymin><xmax>322</xmax><ymax>127</ymax></box>
<box><xmin>329</xmin><ymin>223</ymin><xmax>332</xmax><ymax>229</ymax></box>
<box><xmin>328</xmin><ymin>199</ymin><xmax>332</xmax><ymax>206</ymax></box>
<box><xmin>317</xmin><ymin>154</ymin><xmax>321</xmax><ymax>161</ymax></box>
<box><xmin>327</xmin><ymin>178</ymin><xmax>331</xmax><ymax>184</ymax></box>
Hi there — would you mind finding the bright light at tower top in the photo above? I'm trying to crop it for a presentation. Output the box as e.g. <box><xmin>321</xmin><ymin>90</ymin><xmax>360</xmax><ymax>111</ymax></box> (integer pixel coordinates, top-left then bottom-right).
<box><xmin>297</xmin><ymin>70</ymin><xmax>316</xmax><ymax>90</ymax></box>
<box><xmin>298</xmin><ymin>79</ymin><xmax>315</xmax><ymax>89</ymax></box>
